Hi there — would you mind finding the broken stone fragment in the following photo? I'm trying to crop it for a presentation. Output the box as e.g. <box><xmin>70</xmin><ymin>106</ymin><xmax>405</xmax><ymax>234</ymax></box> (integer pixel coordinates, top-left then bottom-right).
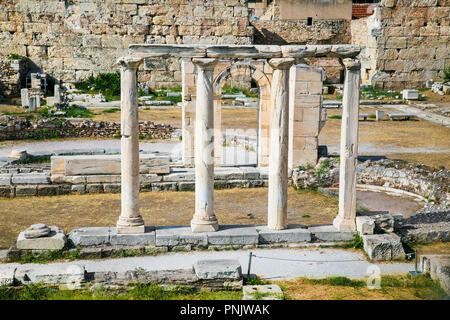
<box><xmin>24</xmin><ymin>223</ymin><xmax>51</xmax><ymax>239</ymax></box>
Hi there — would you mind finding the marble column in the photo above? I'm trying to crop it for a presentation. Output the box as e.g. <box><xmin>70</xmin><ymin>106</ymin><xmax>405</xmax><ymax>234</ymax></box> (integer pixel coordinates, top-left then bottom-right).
<box><xmin>333</xmin><ymin>58</ymin><xmax>361</xmax><ymax>231</ymax></box>
<box><xmin>116</xmin><ymin>57</ymin><xmax>145</xmax><ymax>234</ymax></box>
<box><xmin>267</xmin><ymin>58</ymin><xmax>295</xmax><ymax>230</ymax></box>
<box><xmin>190</xmin><ymin>58</ymin><xmax>219</xmax><ymax>233</ymax></box>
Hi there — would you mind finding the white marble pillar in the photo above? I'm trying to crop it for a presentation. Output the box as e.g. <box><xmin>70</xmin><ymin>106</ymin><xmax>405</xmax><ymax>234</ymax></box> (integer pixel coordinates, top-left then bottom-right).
<box><xmin>190</xmin><ymin>58</ymin><xmax>219</xmax><ymax>233</ymax></box>
<box><xmin>116</xmin><ymin>57</ymin><xmax>145</xmax><ymax>234</ymax></box>
<box><xmin>267</xmin><ymin>58</ymin><xmax>295</xmax><ymax>230</ymax></box>
<box><xmin>333</xmin><ymin>58</ymin><xmax>361</xmax><ymax>231</ymax></box>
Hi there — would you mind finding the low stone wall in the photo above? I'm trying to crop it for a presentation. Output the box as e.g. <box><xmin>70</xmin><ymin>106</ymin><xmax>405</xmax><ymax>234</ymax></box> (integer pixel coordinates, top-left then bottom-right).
<box><xmin>0</xmin><ymin>166</ymin><xmax>269</xmax><ymax>198</ymax></box>
<box><xmin>0</xmin><ymin>115</ymin><xmax>177</xmax><ymax>140</ymax></box>
<box><xmin>293</xmin><ymin>158</ymin><xmax>449</xmax><ymax>213</ymax></box>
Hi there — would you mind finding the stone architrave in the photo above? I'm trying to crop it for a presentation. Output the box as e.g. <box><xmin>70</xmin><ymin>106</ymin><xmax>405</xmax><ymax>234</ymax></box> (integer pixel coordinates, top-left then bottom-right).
<box><xmin>116</xmin><ymin>56</ymin><xmax>145</xmax><ymax>234</ymax></box>
<box><xmin>333</xmin><ymin>58</ymin><xmax>361</xmax><ymax>231</ymax></box>
<box><xmin>267</xmin><ymin>58</ymin><xmax>295</xmax><ymax>230</ymax></box>
<box><xmin>190</xmin><ymin>58</ymin><xmax>219</xmax><ymax>233</ymax></box>
<box><xmin>21</xmin><ymin>88</ymin><xmax>29</xmax><ymax>108</ymax></box>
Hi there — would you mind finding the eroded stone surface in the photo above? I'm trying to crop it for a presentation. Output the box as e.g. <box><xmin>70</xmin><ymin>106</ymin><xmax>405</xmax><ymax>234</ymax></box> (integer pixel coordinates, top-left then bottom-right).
<box><xmin>194</xmin><ymin>259</ymin><xmax>242</xmax><ymax>280</ymax></box>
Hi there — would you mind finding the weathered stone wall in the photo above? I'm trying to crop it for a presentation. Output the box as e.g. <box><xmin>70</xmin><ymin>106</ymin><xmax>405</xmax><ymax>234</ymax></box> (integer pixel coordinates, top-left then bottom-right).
<box><xmin>251</xmin><ymin>1</ymin><xmax>351</xmax><ymax>45</ymax></box>
<box><xmin>354</xmin><ymin>0</ymin><xmax>450</xmax><ymax>89</ymax></box>
<box><xmin>0</xmin><ymin>57</ymin><xmax>28</xmax><ymax>98</ymax></box>
<box><xmin>0</xmin><ymin>0</ymin><xmax>354</xmax><ymax>91</ymax></box>
<box><xmin>0</xmin><ymin>0</ymin><xmax>253</xmax><ymax>89</ymax></box>
<box><xmin>0</xmin><ymin>115</ymin><xmax>176</xmax><ymax>140</ymax></box>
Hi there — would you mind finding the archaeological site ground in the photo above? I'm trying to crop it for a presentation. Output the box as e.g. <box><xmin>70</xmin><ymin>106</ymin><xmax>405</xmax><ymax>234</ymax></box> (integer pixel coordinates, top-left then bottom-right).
<box><xmin>0</xmin><ymin>0</ymin><xmax>449</xmax><ymax>308</ymax></box>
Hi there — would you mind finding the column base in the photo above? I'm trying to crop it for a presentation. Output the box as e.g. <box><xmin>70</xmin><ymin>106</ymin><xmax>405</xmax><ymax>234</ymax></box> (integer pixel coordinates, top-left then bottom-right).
<box><xmin>116</xmin><ymin>225</ymin><xmax>146</xmax><ymax>234</ymax></box>
<box><xmin>267</xmin><ymin>224</ymin><xmax>287</xmax><ymax>231</ymax></box>
<box><xmin>116</xmin><ymin>216</ymin><xmax>145</xmax><ymax>234</ymax></box>
<box><xmin>333</xmin><ymin>215</ymin><xmax>356</xmax><ymax>232</ymax></box>
<box><xmin>191</xmin><ymin>218</ymin><xmax>219</xmax><ymax>233</ymax></box>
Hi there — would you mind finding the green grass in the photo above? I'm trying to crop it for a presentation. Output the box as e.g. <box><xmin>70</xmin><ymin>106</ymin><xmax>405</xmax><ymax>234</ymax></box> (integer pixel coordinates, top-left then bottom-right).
<box><xmin>8</xmin><ymin>53</ymin><xmax>22</xmax><ymax>60</ymax></box>
<box><xmin>102</xmin><ymin>108</ymin><xmax>120</xmax><ymax>113</ymax></box>
<box><xmin>307</xmin><ymin>276</ymin><xmax>366</xmax><ymax>288</ymax></box>
<box><xmin>328</xmin><ymin>115</ymin><xmax>342</xmax><ymax>119</ymax></box>
<box><xmin>360</xmin><ymin>86</ymin><xmax>401</xmax><ymax>100</ymax></box>
<box><xmin>0</xmin><ymin>282</ymin><xmax>242</xmax><ymax>300</ymax></box>
<box><xmin>74</xmin><ymin>72</ymin><xmax>121</xmax><ymax>102</ymax></box>
<box><xmin>244</xmin><ymin>276</ymin><xmax>270</xmax><ymax>286</ymax></box>
<box><xmin>38</xmin><ymin>106</ymin><xmax>95</xmax><ymax>119</ymax></box>
<box><xmin>222</xmin><ymin>85</ymin><xmax>258</xmax><ymax>98</ymax></box>
<box><xmin>379</xmin><ymin>274</ymin><xmax>447</xmax><ymax>300</ymax></box>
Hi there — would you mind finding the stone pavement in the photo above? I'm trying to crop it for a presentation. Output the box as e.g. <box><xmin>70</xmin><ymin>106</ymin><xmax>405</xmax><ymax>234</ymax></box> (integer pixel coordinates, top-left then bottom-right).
<box><xmin>0</xmin><ymin>248</ymin><xmax>414</xmax><ymax>283</ymax></box>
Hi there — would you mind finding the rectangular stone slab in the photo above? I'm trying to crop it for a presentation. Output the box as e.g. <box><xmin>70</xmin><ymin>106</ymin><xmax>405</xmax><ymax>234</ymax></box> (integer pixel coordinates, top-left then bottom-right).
<box><xmin>68</xmin><ymin>227</ymin><xmax>112</xmax><ymax>247</ymax></box>
<box><xmin>51</xmin><ymin>154</ymin><xmax>169</xmax><ymax>176</ymax></box>
<box><xmin>194</xmin><ymin>259</ymin><xmax>242</xmax><ymax>280</ymax></box>
<box><xmin>207</xmin><ymin>225</ymin><xmax>259</xmax><ymax>245</ymax></box>
<box><xmin>109</xmin><ymin>227</ymin><xmax>156</xmax><ymax>246</ymax></box>
<box><xmin>257</xmin><ymin>225</ymin><xmax>312</xmax><ymax>244</ymax></box>
<box><xmin>129</xmin><ymin>44</ymin><xmax>206</xmax><ymax>58</ymax></box>
<box><xmin>309</xmin><ymin>225</ymin><xmax>356</xmax><ymax>241</ymax></box>
<box><xmin>15</xmin><ymin>264</ymin><xmax>85</xmax><ymax>285</ymax></box>
<box><xmin>155</xmin><ymin>226</ymin><xmax>208</xmax><ymax>246</ymax></box>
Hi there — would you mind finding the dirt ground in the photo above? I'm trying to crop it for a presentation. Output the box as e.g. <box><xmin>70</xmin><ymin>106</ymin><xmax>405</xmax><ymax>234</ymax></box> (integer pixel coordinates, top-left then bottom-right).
<box><xmin>321</xmin><ymin>107</ymin><xmax>450</xmax><ymax>168</ymax></box>
<box><xmin>0</xmin><ymin>187</ymin><xmax>338</xmax><ymax>249</ymax></box>
<box><xmin>277</xmin><ymin>275</ymin><xmax>446</xmax><ymax>300</ymax></box>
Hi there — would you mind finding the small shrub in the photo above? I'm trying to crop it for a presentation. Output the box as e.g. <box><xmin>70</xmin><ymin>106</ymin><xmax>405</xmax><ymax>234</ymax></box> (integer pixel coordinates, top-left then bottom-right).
<box><xmin>443</xmin><ymin>65</ymin><xmax>450</xmax><ymax>83</ymax></box>
<box><xmin>8</xmin><ymin>53</ymin><xmax>22</xmax><ymax>60</ymax></box>
<box><xmin>351</xmin><ymin>234</ymin><xmax>364</xmax><ymax>250</ymax></box>
<box><xmin>328</xmin><ymin>115</ymin><xmax>342</xmax><ymax>119</ymax></box>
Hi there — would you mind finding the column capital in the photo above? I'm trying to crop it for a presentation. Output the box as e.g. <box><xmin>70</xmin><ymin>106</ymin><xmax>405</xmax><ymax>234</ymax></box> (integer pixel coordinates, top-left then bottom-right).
<box><xmin>117</xmin><ymin>56</ymin><xmax>143</xmax><ymax>69</ymax></box>
<box><xmin>268</xmin><ymin>58</ymin><xmax>295</xmax><ymax>70</ymax></box>
<box><xmin>342</xmin><ymin>58</ymin><xmax>361</xmax><ymax>71</ymax></box>
<box><xmin>192</xmin><ymin>58</ymin><xmax>218</xmax><ymax>70</ymax></box>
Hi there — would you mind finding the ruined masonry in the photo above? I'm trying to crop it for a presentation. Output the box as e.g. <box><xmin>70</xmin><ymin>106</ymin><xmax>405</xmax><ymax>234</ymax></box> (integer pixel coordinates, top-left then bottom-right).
<box><xmin>116</xmin><ymin>43</ymin><xmax>361</xmax><ymax>234</ymax></box>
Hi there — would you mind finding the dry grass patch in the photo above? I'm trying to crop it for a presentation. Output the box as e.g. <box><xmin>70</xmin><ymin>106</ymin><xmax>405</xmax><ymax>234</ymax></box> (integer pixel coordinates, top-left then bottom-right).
<box><xmin>278</xmin><ymin>274</ymin><xmax>447</xmax><ymax>300</ymax></box>
<box><xmin>320</xmin><ymin>107</ymin><xmax>450</xmax><ymax>168</ymax></box>
<box><xmin>0</xmin><ymin>187</ymin><xmax>338</xmax><ymax>248</ymax></box>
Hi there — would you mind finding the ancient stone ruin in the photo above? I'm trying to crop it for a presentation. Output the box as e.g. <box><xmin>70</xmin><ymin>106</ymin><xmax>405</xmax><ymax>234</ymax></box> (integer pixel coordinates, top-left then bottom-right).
<box><xmin>115</xmin><ymin>44</ymin><xmax>361</xmax><ymax>233</ymax></box>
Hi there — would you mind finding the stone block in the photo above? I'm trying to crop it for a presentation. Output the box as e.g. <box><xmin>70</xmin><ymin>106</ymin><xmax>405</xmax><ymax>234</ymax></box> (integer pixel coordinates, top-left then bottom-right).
<box><xmin>155</xmin><ymin>226</ymin><xmax>208</xmax><ymax>246</ymax></box>
<box><xmin>0</xmin><ymin>267</ymin><xmax>15</xmax><ymax>286</ymax></box>
<box><xmin>309</xmin><ymin>225</ymin><xmax>356</xmax><ymax>241</ymax></box>
<box><xmin>240</xmin><ymin>167</ymin><xmax>260</xmax><ymax>180</ymax></box>
<box><xmin>259</xmin><ymin>224</ymin><xmax>312</xmax><ymax>243</ymax></box>
<box><xmin>103</xmin><ymin>183</ymin><xmax>121</xmax><ymax>193</ymax></box>
<box><xmin>207</xmin><ymin>225</ymin><xmax>259</xmax><ymax>245</ymax></box>
<box><xmin>0</xmin><ymin>174</ymin><xmax>12</xmax><ymax>186</ymax></box>
<box><xmin>194</xmin><ymin>259</ymin><xmax>242</xmax><ymax>280</ymax></box>
<box><xmin>356</xmin><ymin>216</ymin><xmax>375</xmax><ymax>235</ymax></box>
<box><xmin>51</xmin><ymin>154</ymin><xmax>169</xmax><ymax>176</ymax></box>
<box><xmin>162</xmin><ymin>171</ymin><xmax>195</xmax><ymax>182</ymax></box>
<box><xmin>178</xmin><ymin>182</ymin><xmax>195</xmax><ymax>191</ymax></box>
<box><xmin>363</xmin><ymin>233</ymin><xmax>405</xmax><ymax>261</ymax></box>
<box><xmin>15</xmin><ymin>185</ymin><xmax>37</xmax><ymax>197</ymax></box>
<box><xmin>68</xmin><ymin>227</ymin><xmax>111</xmax><ymax>247</ymax></box>
<box><xmin>110</xmin><ymin>227</ymin><xmax>156</xmax><ymax>246</ymax></box>
<box><xmin>37</xmin><ymin>185</ymin><xmax>59</xmax><ymax>196</ymax></box>
<box><xmin>16</xmin><ymin>226</ymin><xmax>66</xmax><ymax>250</ymax></box>
<box><xmin>15</xmin><ymin>264</ymin><xmax>85</xmax><ymax>285</ymax></box>
<box><xmin>12</xmin><ymin>173</ymin><xmax>50</xmax><ymax>185</ymax></box>
<box><xmin>402</xmin><ymin>89</ymin><xmax>419</xmax><ymax>100</ymax></box>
